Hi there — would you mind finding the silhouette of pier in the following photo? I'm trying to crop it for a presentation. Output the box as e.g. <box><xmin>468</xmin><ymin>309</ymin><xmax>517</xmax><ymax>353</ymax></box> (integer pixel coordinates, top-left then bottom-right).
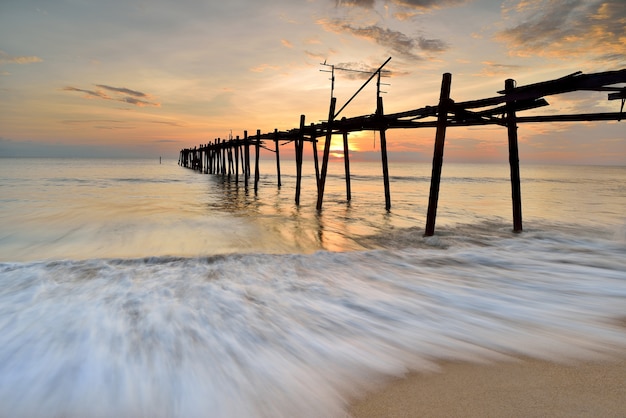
<box><xmin>180</xmin><ymin>61</ymin><xmax>626</xmax><ymax>235</ymax></box>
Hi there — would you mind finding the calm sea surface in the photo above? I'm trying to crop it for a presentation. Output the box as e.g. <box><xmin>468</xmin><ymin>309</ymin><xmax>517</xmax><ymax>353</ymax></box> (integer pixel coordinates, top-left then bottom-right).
<box><xmin>1</xmin><ymin>158</ymin><xmax>625</xmax><ymax>417</ymax></box>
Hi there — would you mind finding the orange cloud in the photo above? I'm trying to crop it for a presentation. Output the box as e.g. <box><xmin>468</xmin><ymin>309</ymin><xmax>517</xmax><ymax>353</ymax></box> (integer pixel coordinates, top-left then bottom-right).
<box><xmin>496</xmin><ymin>0</ymin><xmax>626</xmax><ymax>64</ymax></box>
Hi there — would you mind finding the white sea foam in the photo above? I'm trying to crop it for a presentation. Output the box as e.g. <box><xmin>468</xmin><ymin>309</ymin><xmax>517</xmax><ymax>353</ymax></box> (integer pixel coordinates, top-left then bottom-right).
<box><xmin>1</xmin><ymin>229</ymin><xmax>625</xmax><ymax>417</ymax></box>
<box><xmin>1</xmin><ymin>159</ymin><xmax>625</xmax><ymax>416</ymax></box>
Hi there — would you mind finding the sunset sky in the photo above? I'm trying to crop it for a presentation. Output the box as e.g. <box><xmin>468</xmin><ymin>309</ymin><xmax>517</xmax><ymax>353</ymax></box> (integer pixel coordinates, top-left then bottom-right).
<box><xmin>1</xmin><ymin>0</ymin><xmax>624</xmax><ymax>164</ymax></box>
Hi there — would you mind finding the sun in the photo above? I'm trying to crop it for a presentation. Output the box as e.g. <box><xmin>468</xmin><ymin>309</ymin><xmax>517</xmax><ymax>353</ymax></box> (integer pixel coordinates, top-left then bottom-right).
<box><xmin>327</xmin><ymin>134</ymin><xmax>363</xmax><ymax>159</ymax></box>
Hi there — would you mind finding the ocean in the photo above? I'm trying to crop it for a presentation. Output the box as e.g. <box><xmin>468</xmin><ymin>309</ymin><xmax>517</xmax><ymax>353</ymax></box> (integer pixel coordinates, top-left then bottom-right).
<box><xmin>1</xmin><ymin>157</ymin><xmax>625</xmax><ymax>417</ymax></box>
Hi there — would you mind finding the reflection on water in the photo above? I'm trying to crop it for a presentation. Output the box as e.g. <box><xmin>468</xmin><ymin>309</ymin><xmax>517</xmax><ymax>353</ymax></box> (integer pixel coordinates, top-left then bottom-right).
<box><xmin>0</xmin><ymin>158</ymin><xmax>625</xmax><ymax>261</ymax></box>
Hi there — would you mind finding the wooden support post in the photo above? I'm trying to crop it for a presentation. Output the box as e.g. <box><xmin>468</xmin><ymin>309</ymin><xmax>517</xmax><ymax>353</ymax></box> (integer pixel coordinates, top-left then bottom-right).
<box><xmin>208</xmin><ymin>142</ymin><xmax>213</xmax><ymax>174</ymax></box>
<box><xmin>425</xmin><ymin>73</ymin><xmax>452</xmax><ymax>237</ymax></box>
<box><xmin>274</xmin><ymin>129</ymin><xmax>281</xmax><ymax>188</ymax></box>
<box><xmin>377</xmin><ymin>97</ymin><xmax>391</xmax><ymax>210</ymax></box>
<box><xmin>222</xmin><ymin>139</ymin><xmax>227</xmax><ymax>175</ymax></box>
<box><xmin>506</xmin><ymin>78</ymin><xmax>523</xmax><ymax>233</ymax></box>
<box><xmin>295</xmin><ymin>115</ymin><xmax>305</xmax><ymax>205</ymax></box>
<box><xmin>254</xmin><ymin>129</ymin><xmax>261</xmax><ymax>193</ymax></box>
<box><xmin>316</xmin><ymin>97</ymin><xmax>337</xmax><ymax>210</ymax></box>
<box><xmin>227</xmin><ymin>142</ymin><xmax>233</xmax><ymax>177</ymax></box>
<box><xmin>215</xmin><ymin>139</ymin><xmax>220</xmax><ymax>174</ymax></box>
<box><xmin>311</xmin><ymin>123</ymin><xmax>320</xmax><ymax>190</ymax></box>
<box><xmin>342</xmin><ymin>130</ymin><xmax>352</xmax><ymax>201</ymax></box>
<box><xmin>239</xmin><ymin>136</ymin><xmax>245</xmax><ymax>179</ymax></box>
<box><xmin>244</xmin><ymin>131</ymin><xmax>249</xmax><ymax>186</ymax></box>
<box><xmin>235</xmin><ymin>135</ymin><xmax>239</xmax><ymax>183</ymax></box>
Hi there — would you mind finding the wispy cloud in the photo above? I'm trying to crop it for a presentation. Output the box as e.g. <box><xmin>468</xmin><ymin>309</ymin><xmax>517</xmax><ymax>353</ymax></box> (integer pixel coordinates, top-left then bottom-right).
<box><xmin>0</xmin><ymin>50</ymin><xmax>43</xmax><ymax>65</ymax></box>
<box><xmin>497</xmin><ymin>0</ymin><xmax>626</xmax><ymax>64</ymax></box>
<box><xmin>319</xmin><ymin>19</ymin><xmax>448</xmax><ymax>60</ymax></box>
<box><xmin>336</xmin><ymin>0</ymin><xmax>469</xmax><ymax>10</ymax></box>
<box><xmin>63</xmin><ymin>84</ymin><xmax>160</xmax><ymax>107</ymax></box>
<box><xmin>281</xmin><ymin>39</ymin><xmax>294</xmax><ymax>48</ymax></box>
<box><xmin>474</xmin><ymin>61</ymin><xmax>526</xmax><ymax>77</ymax></box>
<box><xmin>96</xmin><ymin>85</ymin><xmax>147</xmax><ymax>98</ymax></box>
<box><xmin>151</xmin><ymin>120</ymin><xmax>185</xmax><ymax>127</ymax></box>
<box><xmin>63</xmin><ymin>86</ymin><xmax>110</xmax><ymax>99</ymax></box>
<box><xmin>332</xmin><ymin>61</ymin><xmax>396</xmax><ymax>80</ymax></box>
<box><xmin>335</xmin><ymin>0</ymin><xmax>376</xmax><ymax>8</ymax></box>
<box><xmin>390</xmin><ymin>0</ymin><xmax>469</xmax><ymax>9</ymax></box>
<box><xmin>250</xmin><ymin>63</ymin><xmax>280</xmax><ymax>73</ymax></box>
<box><xmin>61</xmin><ymin>119</ymin><xmax>125</xmax><ymax>125</ymax></box>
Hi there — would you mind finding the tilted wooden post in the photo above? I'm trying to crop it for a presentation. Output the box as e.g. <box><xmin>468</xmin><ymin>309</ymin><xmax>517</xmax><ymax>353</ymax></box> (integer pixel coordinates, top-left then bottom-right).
<box><xmin>425</xmin><ymin>73</ymin><xmax>452</xmax><ymax>236</ymax></box>
<box><xmin>377</xmin><ymin>97</ymin><xmax>391</xmax><ymax>210</ymax></box>
<box><xmin>311</xmin><ymin>123</ymin><xmax>320</xmax><ymax>190</ymax></box>
<box><xmin>505</xmin><ymin>78</ymin><xmax>523</xmax><ymax>233</ymax></box>
<box><xmin>316</xmin><ymin>97</ymin><xmax>337</xmax><ymax>210</ymax></box>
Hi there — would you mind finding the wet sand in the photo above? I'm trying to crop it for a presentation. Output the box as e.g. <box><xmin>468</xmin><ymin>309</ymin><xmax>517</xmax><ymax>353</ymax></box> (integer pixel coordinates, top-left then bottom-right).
<box><xmin>349</xmin><ymin>357</ymin><xmax>626</xmax><ymax>418</ymax></box>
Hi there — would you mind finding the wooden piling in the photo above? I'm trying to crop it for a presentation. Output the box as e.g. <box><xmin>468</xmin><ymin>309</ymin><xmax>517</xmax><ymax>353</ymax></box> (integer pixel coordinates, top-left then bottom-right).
<box><xmin>244</xmin><ymin>131</ymin><xmax>250</xmax><ymax>186</ymax></box>
<box><xmin>274</xmin><ymin>129</ymin><xmax>281</xmax><ymax>188</ymax></box>
<box><xmin>254</xmin><ymin>130</ymin><xmax>261</xmax><ymax>193</ymax></box>
<box><xmin>377</xmin><ymin>97</ymin><xmax>391</xmax><ymax>210</ymax></box>
<box><xmin>506</xmin><ymin>78</ymin><xmax>523</xmax><ymax>233</ymax></box>
<box><xmin>425</xmin><ymin>73</ymin><xmax>452</xmax><ymax>237</ymax></box>
<box><xmin>239</xmin><ymin>136</ymin><xmax>245</xmax><ymax>180</ymax></box>
<box><xmin>342</xmin><ymin>130</ymin><xmax>352</xmax><ymax>201</ymax></box>
<box><xmin>311</xmin><ymin>123</ymin><xmax>320</xmax><ymax>190</ymax></box>
<box><xmin>295</xmin><ymin>115</ymin><xmax>305</xmax><ymax>205</ymax></box>
<box><xmin>316</xmin><ymin>97</ymin><xmax>337</xmax><ymax>210</ymax></box>
<box><xmin>216</xmin><ymin>141</ymin><xmax>220</xmax><ymax>174</ymax></box>
<box><xmin>179</xmin><ymin>68</ymin><xmax>626</xmax><ymax>236</ymax></box>
<box><xmin>234</xmin><ymin>136</ymin><xmax>240</xmax><ymax>182</ymax></box>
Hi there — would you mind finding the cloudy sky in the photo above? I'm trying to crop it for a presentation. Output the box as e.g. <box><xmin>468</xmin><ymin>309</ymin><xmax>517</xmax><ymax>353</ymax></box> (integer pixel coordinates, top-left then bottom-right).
<box><xmin>1</xmin><ymin>0</ymin><xmax>624</xmax><ymax>163</ymax></box>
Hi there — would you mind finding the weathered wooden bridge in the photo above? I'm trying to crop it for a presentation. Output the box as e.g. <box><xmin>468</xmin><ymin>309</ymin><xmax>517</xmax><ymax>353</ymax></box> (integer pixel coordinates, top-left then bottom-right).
<box><xmin>180</xmin><ymin>60</ymin><xmax>626</xmax><ymax>236</ymax></box>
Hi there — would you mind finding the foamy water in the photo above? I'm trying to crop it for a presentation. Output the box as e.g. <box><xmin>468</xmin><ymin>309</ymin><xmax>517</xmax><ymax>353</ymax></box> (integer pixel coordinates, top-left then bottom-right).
<box><xmin>0</xmin><ymin>158</ymin><xmax>625</xmax><ymax>417</ymax></box>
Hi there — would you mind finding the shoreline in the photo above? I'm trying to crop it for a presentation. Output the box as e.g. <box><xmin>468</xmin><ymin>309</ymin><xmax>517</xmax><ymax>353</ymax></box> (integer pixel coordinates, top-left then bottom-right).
<box><xmin>348</xmin><ymin>356</ymin><xmax>626</xmax><ymax>418</ymax></box>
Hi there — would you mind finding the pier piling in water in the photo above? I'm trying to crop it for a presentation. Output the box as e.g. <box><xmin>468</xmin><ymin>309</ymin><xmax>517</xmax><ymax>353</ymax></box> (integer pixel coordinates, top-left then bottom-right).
<box><xmin>425</xmin><ymin>73</ymin><xmax>452</xmax><ymax>237</ymax></box>
<box><xmin>506</xmin><ymin>78</ymin><xmax>523</xmax><ymax>233</ymax></box>
<box><xmin>342</xmin><ymin>129</ymin><xmax>351</xmax><ymax>202</ymax></box>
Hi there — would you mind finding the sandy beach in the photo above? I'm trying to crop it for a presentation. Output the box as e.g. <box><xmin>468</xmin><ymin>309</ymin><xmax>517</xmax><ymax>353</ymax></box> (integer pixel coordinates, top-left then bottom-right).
<box><xmin>349</xmin><ymin>356</ymin><xmax>626</xmax><ymax>417</ymax></box>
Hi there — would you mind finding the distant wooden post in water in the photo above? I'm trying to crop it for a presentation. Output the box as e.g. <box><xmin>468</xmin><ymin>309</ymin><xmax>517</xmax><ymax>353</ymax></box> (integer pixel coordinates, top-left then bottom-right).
<box><xmin>254</xmin><ymin>130</ymin><xmax>261</xmax><ymax>193</ymax></box>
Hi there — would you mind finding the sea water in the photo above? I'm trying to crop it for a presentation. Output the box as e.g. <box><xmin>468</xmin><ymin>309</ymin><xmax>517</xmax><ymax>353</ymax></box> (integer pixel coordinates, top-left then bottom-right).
<box><xmin>1</xmin><ymin>157</ymin><xmax>625</xmax><ymax>417</ymax></box>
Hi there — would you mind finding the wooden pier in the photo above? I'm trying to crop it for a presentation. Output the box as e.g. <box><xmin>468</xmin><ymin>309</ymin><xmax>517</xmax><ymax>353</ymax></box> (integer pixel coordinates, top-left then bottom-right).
<box><xmin>180</xmin><ymin>62</ymin><xmax>626</xmax><ymax>236</ymax></box>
